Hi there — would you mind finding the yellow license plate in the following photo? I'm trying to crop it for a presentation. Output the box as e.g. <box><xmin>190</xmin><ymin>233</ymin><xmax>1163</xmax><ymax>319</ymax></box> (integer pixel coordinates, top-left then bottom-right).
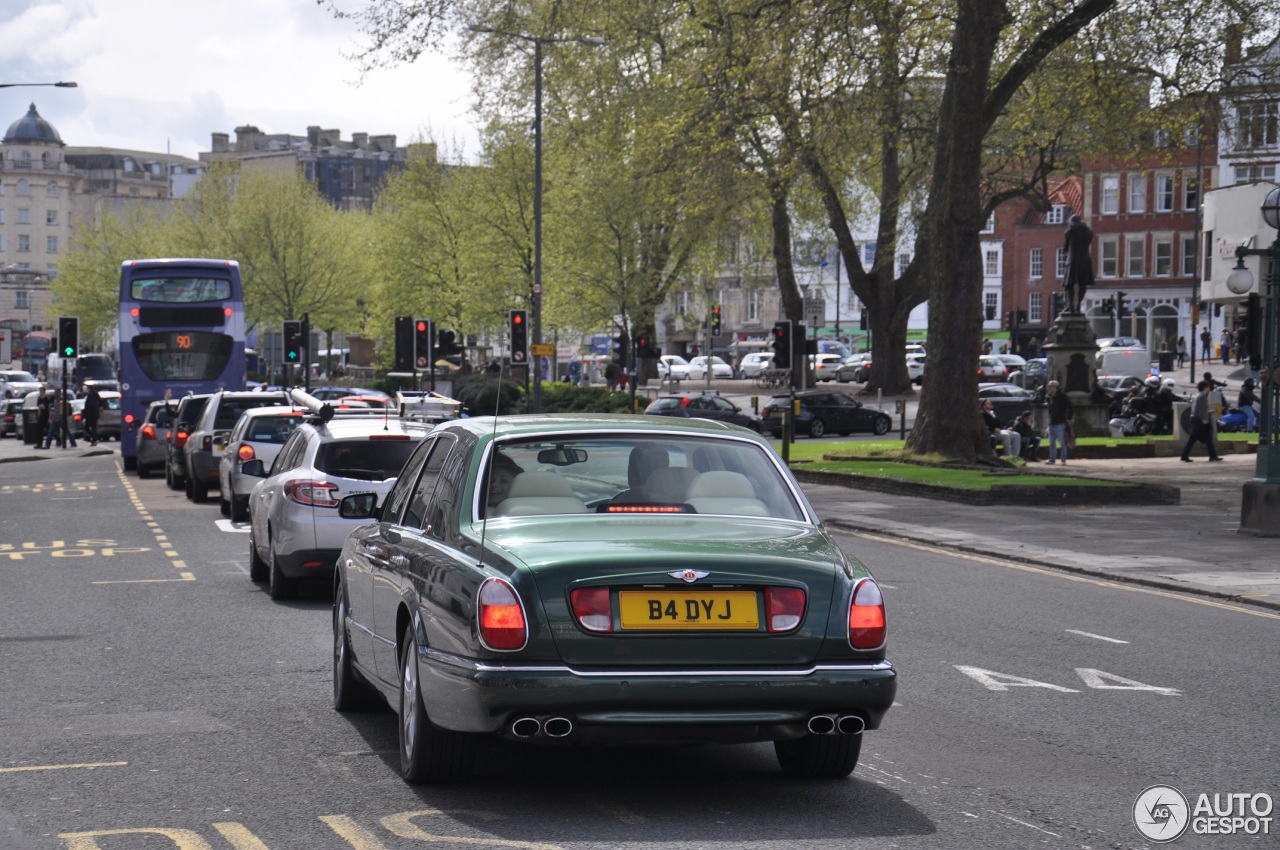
<box><xmin>618</xmin><ymin>590</ymin><xmax>759</xmax><ymax>630</ymax></box>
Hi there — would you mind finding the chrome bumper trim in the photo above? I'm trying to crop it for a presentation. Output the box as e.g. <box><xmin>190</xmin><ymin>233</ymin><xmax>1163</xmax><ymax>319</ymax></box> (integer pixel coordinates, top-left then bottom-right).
<box><xmin>422</xmin><ymin>646</ymin><xmax>892</xmax><ymax>678</ymax></box>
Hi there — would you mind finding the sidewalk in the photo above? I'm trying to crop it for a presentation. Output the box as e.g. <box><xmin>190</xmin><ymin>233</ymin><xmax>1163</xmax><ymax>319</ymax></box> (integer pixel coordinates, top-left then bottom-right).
<box><xmin>3</xmin><ymin>414</ymin><xmax>1275</xmax><ymax>612</ymax></box>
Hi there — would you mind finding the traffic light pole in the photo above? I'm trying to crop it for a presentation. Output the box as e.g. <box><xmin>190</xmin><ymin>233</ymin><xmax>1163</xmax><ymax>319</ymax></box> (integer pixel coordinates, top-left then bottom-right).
<box><xmin>302</xmin><ymin>313</ymin><xmax>311</xmax><ymax>393</ymax></box>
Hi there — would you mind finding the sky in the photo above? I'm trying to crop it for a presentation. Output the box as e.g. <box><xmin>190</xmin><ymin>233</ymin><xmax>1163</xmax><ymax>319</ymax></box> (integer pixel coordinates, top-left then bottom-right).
<box><xmin>0</xmin><ymin>0</ymin><xmax>481</xmax><ymax>162</ymax></box>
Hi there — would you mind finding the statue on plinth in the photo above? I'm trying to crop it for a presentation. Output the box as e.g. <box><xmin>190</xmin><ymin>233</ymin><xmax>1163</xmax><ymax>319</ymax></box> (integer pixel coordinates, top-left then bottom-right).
<box><xmin>1062</xmin><ymin>214</ymin><xmax>1094</xmax><ymax>314</ymax></box>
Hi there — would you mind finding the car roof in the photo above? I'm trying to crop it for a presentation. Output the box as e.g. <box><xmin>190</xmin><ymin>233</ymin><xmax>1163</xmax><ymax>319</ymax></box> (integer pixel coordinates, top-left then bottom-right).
<box><xmin>437</xmin><ymin>412</ymin><xmax>763</xmax><ymax>442</ymax></box>
<box><xmin>301</xmin><ymin>416</ymin><xmax>422</xmax><ymax>440</ymax></box>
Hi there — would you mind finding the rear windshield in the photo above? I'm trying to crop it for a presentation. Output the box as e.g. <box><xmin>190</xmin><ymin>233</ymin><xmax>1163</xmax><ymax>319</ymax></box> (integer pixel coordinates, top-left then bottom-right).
<box><xmin>244</xmin><ymin>415</ymin><xmax>303</xmax><ymax>445</ymax></box>
<box><xmin>316</xmin><ymin>440</ymin><xmax>417</xmax><ymax>481</ymax></box>
<box><xmin>176</xmin><ymin>398</ymin><xmax>210</xmax><ymax>426</ymax></box>
<box><xmin>213</xmin><ymin>397</ymin><xmax>287</xmax><ymax>429</ymax></box>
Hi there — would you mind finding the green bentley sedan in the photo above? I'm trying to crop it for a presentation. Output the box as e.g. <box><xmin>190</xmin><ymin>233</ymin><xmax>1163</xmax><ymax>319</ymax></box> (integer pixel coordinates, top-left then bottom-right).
<box><xmin>332</xmin><ymin>413</ymin><xmax>896</xmax><ymax>783</ymax></box>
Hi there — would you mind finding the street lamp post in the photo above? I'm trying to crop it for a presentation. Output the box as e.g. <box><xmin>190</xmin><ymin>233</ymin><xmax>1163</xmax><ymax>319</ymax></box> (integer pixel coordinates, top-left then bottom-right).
<box><xmin>470</xmin><ymin>27</ymin><xmax>603</xmax><ymax>413</ymax></box>
<box><xmin>0</xmin><ymin>81</ymin><xmax>77</xmax><ymax>90</ymax></box>
<box><xmin>1225</xmin><ymin>186</ymin><xmax>1280</xmax><ymax>534</ymax></box>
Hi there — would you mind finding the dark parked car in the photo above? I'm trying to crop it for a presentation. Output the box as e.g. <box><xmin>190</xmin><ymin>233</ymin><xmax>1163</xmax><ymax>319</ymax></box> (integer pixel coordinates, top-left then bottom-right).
<box><xmin>182</xmin><ymin>390</ymin><xmax>289</xmax><ymax>502</ymax></box>
<box><xmin>1</xmin><ymin>397</ymin><xmax>23</xmax><ymax>437</ymax></box>
<box><xmin>333</xmin><ymin>414</ymin><xmax>895</xmax><ymax>783</ymax></box>
<box><xmin>1009</xmin><ymin>357</ymin><xmax>1047</xmax><ymax>391</ymax></box>
<box><xmin>976</xmin><ymin>383</ymin><xmax>1039</xmax><ymax>424</ymax></box>
<box><xmin>761</xmin><ymin>390</ymin><xmax>893</xmax><ymax>438</ymax></box>
<box><xmin>644</xmin><ymin>393</ymin><xmax>761</xmax><ymax>431</ymax></box>
<box><xmin>164</xmin><ymin>394</ymin><xmax>212</xmax><ymax>491</ymax></box>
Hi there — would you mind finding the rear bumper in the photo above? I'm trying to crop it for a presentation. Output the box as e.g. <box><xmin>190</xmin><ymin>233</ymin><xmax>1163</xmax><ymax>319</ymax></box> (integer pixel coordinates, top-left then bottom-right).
<box><xmin>416</xmin><ymin>648</ymin><xmax>897</xmax><ymax>736</ymax></box>
<box><xmin>275</xmin><ymin>547</ymin><xmax>341</xmax><ymax>579</ymax></box>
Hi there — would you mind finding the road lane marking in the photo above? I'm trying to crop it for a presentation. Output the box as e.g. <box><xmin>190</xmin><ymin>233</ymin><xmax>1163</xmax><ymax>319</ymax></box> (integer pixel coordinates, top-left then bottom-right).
<box><xmin>1065</xmin><ymin>629</ymin><xmax>1129</xmax><ymax>643</ymax></box>
<box><xmin>986</xmin><ymin>810</ymin><xmax>1061</xmax><ymax>837</ymax></box>
<box><xmin>0</xmin><ymin>761</ymin><xmax>127</xmax><ymax>774</ymax></box>
<box><xmin>101</xmin><ymin>467</ymin><xmax>194</xmax><ymax>584</ymax></box>
<box><xmin>215</xmin><ymin>519</ymin><xmax>251</xmax><ymax>534</ymax></box>
<box><xmin>846</xmin><ymin>530</ymin><xmax>1280</xmax><ymax>621</ymax></box>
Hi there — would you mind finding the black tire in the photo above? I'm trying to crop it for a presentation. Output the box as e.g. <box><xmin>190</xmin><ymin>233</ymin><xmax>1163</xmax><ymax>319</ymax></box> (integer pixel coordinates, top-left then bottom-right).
<box><xmin>123</xmin><ymin>454</ymin><xmax>136</xmax><ymax>470</ymax></box>
<box><xmin>333</xmin><ymin>585</ymin><xmax>376</xmax><ymax>711</ymax></box>
<box><xmin>774</xmin><ymin>732</ymin><xmax>863</xmax><ymax>779</ymax></box>
<box><xmin>398</xmin><ymin>625</ymin><xmax>475</xmax><ymax>783</ymax></box>
<box><xmin>248</xmin><ymin>531</ymin><xmax>268</xmax><ymax>583</ymax></box>
<box><xmin>872</xmin><ymin>416</ymin><xmax>891</xmax><ymax>436</ymax></box>
<box><xmin>165</xmin><ymin>460</ymin><xmax>179</xmax><ymax>490</ymax></box>
<box><xmin>137</xmin><ymin>463</ymin><xmax>152</xmax><ymax>479</ymax></box>
<box><xmin>219</xmin><ymin>495</ymin><xmax>230</xmax><ymax>516</ymax></box>
<box><xmin>190</xmin><ymin>474</ymin><xmax>208</xmax><ymax>503</ymax></box>
<box><xmin>230</xmin><ymin>496</ymin><xmax>249</xmax><ymax>523</ymax></box>
<box><xmin>268</xmin><ymin>543</ymin><xmax>296</xmax><ymax>600</ymax></box>
<box><xmin>808</xmin><ymin>418</ymin><xmax>826</xmax><ymax>439</ymax></box>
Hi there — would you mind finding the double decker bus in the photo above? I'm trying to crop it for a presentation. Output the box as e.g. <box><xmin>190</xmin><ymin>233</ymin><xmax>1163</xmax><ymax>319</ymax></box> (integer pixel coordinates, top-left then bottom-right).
<box><xmin>118</xmin><ymin>259</ymin><xmax>246</xmax><ymax>470</ymax></box>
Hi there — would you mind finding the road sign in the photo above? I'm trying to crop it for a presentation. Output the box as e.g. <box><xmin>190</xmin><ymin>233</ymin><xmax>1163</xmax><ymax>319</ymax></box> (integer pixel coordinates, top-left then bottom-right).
<box><xmin>803</xmin><ymin>298</ymin><xmax>826</xmax><ymax>328</ymax></box>
<box><xmin>530</xmin><ymin>343</ymin><xmax>555</xmax><ymax>357</ymax></box>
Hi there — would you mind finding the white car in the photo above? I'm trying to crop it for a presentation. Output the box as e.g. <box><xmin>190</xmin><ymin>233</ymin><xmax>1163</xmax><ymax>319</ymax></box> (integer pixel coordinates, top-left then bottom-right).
<box><xmin>658</xmin><ymin>355</ymin><xmax>690</xmax><ymax>380</ymax></box>
<box><xmin>809</xmin><ymin>353</ymin><xmax>843</xmax><ymax>382</ymax></box>
<box><xmin>217</xmin><ymin>406</ymin><xmax>308</xmax><ymax>522</ymax></box>
<box><xmin>686</xmin><ymin>356</ymin><xmax>734</xmax><ymax>380</ymax></box>
<box><xmin>906</xmin><ymin>354</ymin><xmax>926</xmax><ymax>385</ymax></box>
<box><xmin>738</xmin><ymin>351</ymin><xmax>775</xmax><ymax>377</ymax></box>
<box><xmin>0</xmin><ymin>370</ymin><xmax>43</xmax><ymax>399</ymax></box>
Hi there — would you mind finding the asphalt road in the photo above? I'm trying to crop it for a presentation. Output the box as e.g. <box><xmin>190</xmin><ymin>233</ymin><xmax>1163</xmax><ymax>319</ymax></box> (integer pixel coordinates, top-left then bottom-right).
<box><xmin>1</xmin><ymin>450</ymin><xmax>1276</xmax><ymax>849</ymax></box>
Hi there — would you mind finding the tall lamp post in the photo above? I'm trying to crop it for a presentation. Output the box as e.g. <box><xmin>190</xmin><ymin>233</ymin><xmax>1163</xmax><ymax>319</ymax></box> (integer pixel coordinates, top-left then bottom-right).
<box><xmin>0</xmin><ymin>81</ymin><xmax>77</xmax><ymax>90</ymax></box>
<box><xmin>470</xmin><ymin>27</ymin><xmax>603</xmax><ymax>413</ymax></box>
<box><xmin>1225</xmin><ymin>186</ymin><xmax>1280</xmax><ymax>535</ymax></box>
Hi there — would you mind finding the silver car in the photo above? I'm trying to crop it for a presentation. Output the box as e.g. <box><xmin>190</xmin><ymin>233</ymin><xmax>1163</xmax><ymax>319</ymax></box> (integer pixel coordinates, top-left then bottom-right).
<box><xmin>217</xmin><ymin>406</ymin><xmax>307</xmax><ymax>522</ymax></box>
<box><xmin>134</xmin><ymin>401</ymin><xmax>177</xmax><ymax>479</ymax></box>
<box><xmin>244</xmin><ymin>415</ymin><xmax>427</xmax><ymax>599</ymax></box>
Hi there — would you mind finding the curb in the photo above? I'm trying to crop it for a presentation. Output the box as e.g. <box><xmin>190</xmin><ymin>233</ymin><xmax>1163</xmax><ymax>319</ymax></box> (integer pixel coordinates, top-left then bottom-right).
<box><xmin>791</xmin><ymin>468</ymin><xmax>1181</xmax><ymax>506</ymax></box>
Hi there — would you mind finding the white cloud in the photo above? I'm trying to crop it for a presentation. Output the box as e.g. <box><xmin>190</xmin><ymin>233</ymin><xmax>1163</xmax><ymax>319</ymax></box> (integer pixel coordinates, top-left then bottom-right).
<box><xmin>1</xmin><ymin>0</ymin><xmax>479</xmax><ymax>159</ymax></box>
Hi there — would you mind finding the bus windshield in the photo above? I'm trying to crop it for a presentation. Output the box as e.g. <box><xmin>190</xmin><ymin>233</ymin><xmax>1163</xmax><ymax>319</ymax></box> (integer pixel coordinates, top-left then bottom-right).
<box><xmin>130</xmin><ymin>277</ymin><xmax>233</xmax><ymax>303</ymax></box>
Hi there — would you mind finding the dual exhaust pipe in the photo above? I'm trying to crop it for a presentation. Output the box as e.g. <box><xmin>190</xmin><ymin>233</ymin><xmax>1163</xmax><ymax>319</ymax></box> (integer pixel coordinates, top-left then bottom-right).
<box><xmin>807</xmin><ymin>714</ymin><xmax>865</xmax><ymax>736</ymax></box>
<box><xmin>510</xmin><ymin>715</ymin><xmax>574</xmax><ymax>739</ymax></box>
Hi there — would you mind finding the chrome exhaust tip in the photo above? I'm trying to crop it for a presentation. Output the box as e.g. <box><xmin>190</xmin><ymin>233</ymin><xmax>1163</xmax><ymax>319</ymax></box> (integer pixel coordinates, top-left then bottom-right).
<box><xmin>510</xmin><ymin>717</ymin><xmax>541</xmax><ymax>738</ymax></box>
<box><xmin>543</xmin><ymin>716</ymin><xmax>573</xmax><ymax>738</ymax></box>
<box><xmin>837</xmin><ymin>715</ymin><xmax>866</xmax><ymax>735</ymax></box>
<box><xmin>807</xmin><ymin>714</ymin><xmax>837</xmax><ymax>735</ymax></box>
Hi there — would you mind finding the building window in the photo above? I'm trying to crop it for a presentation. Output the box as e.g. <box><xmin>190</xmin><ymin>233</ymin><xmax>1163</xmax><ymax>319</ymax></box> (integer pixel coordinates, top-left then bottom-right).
<box><xmin>1128</xmin><ymin>173</ymin><xmax>1146</xmax><ymax>213</ymax></box>
<box><xmin>985</xmin><ymin>291</ymin><xmax>999</xmax><ymax>317</ymax></box>
<box><xmin>46</xmin><ymin>209</ymin><xmax>57</xmax><ymax>225</ymax></box>
<box><xmin>47</xmin><ymin>236</ymin><xmax>58</xmax><ymax>253</ymax></box>
<box><xmin>1155</xmin><ymin>174</ymin><xmax>1174</xmax><ymax>212</ymax></box>
<box><xmin>1127</xmin><ymin>237</ymin><xmax>1145</xmax><ymax>277</ymax></box>
<box><xmin>1056</xmin><ymin>248</ymin><xmax>1068</xmax><ymax>279</ymax></box>
<box><xmin>46</xmin><ymin>264</ymin><xmax>57</xmax><ymax>278</ymax></box>
<box><xmin>747</xmin><ymin>290</ymin><xmax>759</xmax><ymax>322</ymax></box>
<box><xmin>17</xmin><ymin>208</ymin><xmax>29</xmax><ymax>224</ymax></box>
<box><xmin>984</xmin><ymin>249</ymin><xmax>1000</xmax><ymax>276</ymax></box>
<box><xmin>16</xmin><ymin>290</ymin><xmax>28</xmax><ymax>309</ymax></box>
<box><xmin>981</xmin><ymin>212</ymin><xmax>995</xmax><ymax>233</ymax></box>
<box><xmin>45</xmin><ymin>180</ymin><xmax>57</xmax><ymax>196</ymax></box>
<box><xmin>1184</xmin><ymin>174</ymin><xmax>1199</xmax><ymax>211</ymax></box>
<box><xmin>1182</xmin><ymin>236</ymin><xmax>1197</xmax><ymax>277</ymax></box>
<box><xmin>1029</xmin><ymin>291</ymin><xmax>1042</xmax><ymax>323</ymax></box>
<box><xmin>1101</xmin><ymin>176</ymin><xmax>1120</xmax><ymax>214</ymax></box>
<box><xmin>0</xmin><ymin>209</ymin><xmax>4</xmax><ymax>224</ymax></box>
<box><xmin>0</xmin><ymin>235</ymin><xmax>5</xmax><ymax>251</ymax></box>
<box><xmin>1099</xmin><ymin>239</ymin><xmax>1118</xmax><ymax>277</ymax></box>
<box><xmin>896</xmin><ymin>252</ymin><xmax>910</xmax><ymax>276</ymax></box>
<box><xmin>1029</xmin><ymin>247</ymin><xmax>1043</xmax><ymax>279</ymax></box>
<box><xmin>1045</xmin><ymin>205</ymin><xmax>1067</xmax><ymax>225</ymax></box>
<box><xmin>17</xmin><ymin>234</ymin><xmax>30</xmax><ymax>252</ymax></box>
<box><xmin>1154</xmin><ymin>237</ymin><xmax>1173</xmax><ymax>276</ymax></box>
<box><xmin>862</xmin><ymin>242</ymin><xmax>876</xmax><ymax>268</ymax></box>
<box><xmin>17</xmin><ymin>178</ymin><xmax>29</xmax><ymax>195</ymax></box>
<box><xmin>1234</xmin><ymin>164</ymin><xmax>1276</xmax><ymax>184</ymax></box>
<box><xmin>1237</xmin><ymin>101</ymin><xmax>1279</xmax><ymax>149</ymax></box>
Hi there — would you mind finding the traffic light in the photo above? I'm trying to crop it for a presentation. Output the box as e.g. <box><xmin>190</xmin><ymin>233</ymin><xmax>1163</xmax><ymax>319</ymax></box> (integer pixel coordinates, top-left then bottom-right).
<box><xmin>772</xmin><ymin>320</ymin><xmax>793</xmax><ymax>369</ymax></box>
<box><xmin>611</xmin><ymin>331</ymin><xmax>629</xmax><ymax>364</ymax></box>
<box><xmin>414</xmin><ymin>319</ymin><xmax>433</xmax><ymax>368</ymax></box>
<box><xmin>438</xmin><ymin>329</ymin><xmax>463</xmax><ymax>361</ymax></box>
<box><xmin>1006</xmin><ymin>311</ymin><xmax>1015</xmax><ymax>331</ymax></box>
<box><xmin>1101</xmin><ymin>297</ymin><xmax>1115</xmax><ymax>314</ymax></box>
<box><xmin>1116</xmin><ymin>291</ymin><xmax>1127</xmax><ymax>320</ymax></box>
<box><xmin>635</xmin><ymin>333</ymin><xmax>660</xmax><ymax>358</ymax></box>
<box><xmin>394</xmin><ymin>316</ymin><xmax>414</xmax><ymax>371</ymax></box>
<box><xmin>711</xmin><ymin>305</ymin><xmax>722</xmax><ymax>335</ymax></box>
<box><xmin>1017</xmin><ymin>309</ymin><xmax>1027</xmax><ymax>324</ymax></box>
<box><xmin>509</xmin><ymin>310</ymin><xmax>528</xmax><ymax>364</ymax></box>
<box><xmin>57</xmin><ymin>316</ymin><xmax>79</xmax><ymax>358</ymax></box>
<box><xmin>283</xmin><ymin>319</ymin><xmax>303</xmax><ymax>364</ymax></box>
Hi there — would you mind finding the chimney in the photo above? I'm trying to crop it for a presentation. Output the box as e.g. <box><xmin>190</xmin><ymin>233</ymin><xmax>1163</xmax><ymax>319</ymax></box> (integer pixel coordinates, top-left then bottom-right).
<box><xmin>320</xmin><ymin>128</ymin><xmax>340</xmax><ymax>146</ymax></box>
<box><xmin>370</xmin><ymin>134</ymin><xmax>397</xmax><ymax>151</ymax></box>
<box><xmin>234</xmin><ymin>125</ymin><xmax>263</xmax><ymax>152</ymax></box>
<box><xmin>352</xmin><ymin>133</ymin><xmax>368</xmax><ymax>149</ymax></box>
<box><xmin>1225</xmin><ymin>23</ymin><xmax>1244</xmax><ymax>64</ymax></box>
<box><xmin>210</xmin><ymin>132</ymin><xmax>229</xmax><ymax>153</ymax></box>
<box><xmin>307</xmin><ymin>125</ymin><xmax>321</xmax><ymax>148</ymax></box>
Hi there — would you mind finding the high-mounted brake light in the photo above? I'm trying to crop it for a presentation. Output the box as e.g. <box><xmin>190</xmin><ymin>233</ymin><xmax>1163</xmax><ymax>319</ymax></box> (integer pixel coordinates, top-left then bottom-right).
<box><xmin>848</xmin><ymin>579</ymin><xmax>887</xmax><ymax>649</ymax></box>
<box><xmin>765</xmin><ymin>586</ymin><xmax>806</xmax><ymax>633</ymax></box>
<box><xmin>478</xmin><ymin>577</ymin><xmax>528</xmax><ymax>650</ymax></box>
<box><xmin>570</xmin><ymin>587</ymin><xmax>612</xmax><ymax>632</ymax></box>
<box><xmin>368</xmin><ymin>434</ymin><xmax>410</xmax><ymax>441</ymax></box>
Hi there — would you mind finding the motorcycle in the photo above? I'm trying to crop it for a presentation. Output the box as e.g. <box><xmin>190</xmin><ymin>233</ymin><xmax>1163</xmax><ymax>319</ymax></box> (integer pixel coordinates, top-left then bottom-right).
<box><xmin>1109</xmin><ymin>406</ymin><xmax>1161</xmax><ymax>437</ymax></box>
<box><xmin>1218</xmin><ymin>407</ymin><xmax>1257</xmax><ymax>433</ymax></box>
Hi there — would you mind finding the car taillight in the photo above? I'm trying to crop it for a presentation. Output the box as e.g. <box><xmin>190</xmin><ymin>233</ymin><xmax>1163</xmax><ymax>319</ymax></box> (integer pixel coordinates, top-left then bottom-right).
<box><xmin>141</xmin><ymin>424</ymin><xmax>156</xmax><ymax>441</ymax></box>
<box><xmin>284</xmin><ymin>480</ymin><xmax>340</xmax><ymax>507</ymax></box>
<box><xmin>201</xmin><ymin>435</ymin><xmax>213</xmax><ymax>452</ymax></box>
<box><xmin>237</xmin><ymin>444</ymin><xmax>255</xmax><ymax>461</ymax></box>
<box><xmin>74</xmin><ymin>413</ymin><xmax>83</xmax><ymax>423</ymax></box>
<box><xmin>174</xmin><ymin>430</ymin><xmax>189</xmax><ymax>448</ymax></box>
<box><xmin>570</xmin><ymin>587</ymin><xmax>612</xmax><ymax>633</ymax></box>
<box><xmin>765</xmin><ymin>586</ymin><xmax>806</xmax><ymax>633</ymax></box>
<box><xmin>848</xmin><ymin>579</ymin><xmax>887</xmax><ymax>649</ymax></box>
<box><xmin>124</xmin><ymin>413</ymin><xmax>136</xmax><ymax>425</ymax></box>
<box><xmin>478</xmin><ymin>577</ymin><xmax>527</xmax><ymax>650</ymax></box>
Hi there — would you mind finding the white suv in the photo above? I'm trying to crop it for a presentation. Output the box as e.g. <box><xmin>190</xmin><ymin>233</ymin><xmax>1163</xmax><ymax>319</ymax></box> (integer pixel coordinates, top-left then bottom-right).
<box><xmin>217</xmin><ymin>406</ymin><xmax>307</xmax><ymax>522</ymax></box>
<box><xmin>243</xmin><ymin>414</ymin><xmax>429</xmax><ymax>599</ymax></box>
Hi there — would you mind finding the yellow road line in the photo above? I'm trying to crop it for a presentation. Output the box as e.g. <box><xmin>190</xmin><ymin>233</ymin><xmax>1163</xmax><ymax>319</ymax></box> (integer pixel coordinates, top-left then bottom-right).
<box><xmin>0</xmin><ymin>761</ymin><xmax>127</xmax><ymax>774</ymax></box>
<box><xmin>114</xmin><ymin>467</ymin><xmax>193</xmax><ymax>582</ymax></box>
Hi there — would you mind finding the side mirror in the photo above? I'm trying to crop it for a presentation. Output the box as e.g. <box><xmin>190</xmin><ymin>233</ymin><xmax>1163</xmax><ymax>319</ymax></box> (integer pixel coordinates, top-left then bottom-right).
<box><xmin>241</xmin><ymin>459</ymin><xmax>267</xmax><ymax>477</ymax></box>
<box><xmin>339</xmin><ymin>492</ymin><xmax>379</xmax><ymax>520</ymax></box>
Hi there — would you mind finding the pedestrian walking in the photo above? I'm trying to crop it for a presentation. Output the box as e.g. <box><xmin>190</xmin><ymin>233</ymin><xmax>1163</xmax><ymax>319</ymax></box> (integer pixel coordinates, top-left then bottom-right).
<box><xmin>1220</xmin><ymin>328</ymin><xmax>1232</xmax><ymax>365</ymax></box>
<box><xmin>1200</xmin><ymin>328</ymin><xmax>1212</xmax><ymax>360</ymax></box>
<box><xmin>1176</xmin><ymin>335</ymin><xmax>1187</xmax><ymax>368</ymax></box>
<box><xmin>1181</xmin><ymin>380</ymin><xmax>1222</xmax><ymax>462</ymax></box>
<box><xmin>1045</xmin><ymin>380</ymin><xmax>1074</xmax><ymax>465</ymax></box>
<box><xmin>40</xmin><ymin>388</ymin><xmax>77</xmax><ymax>450</ymax></box>
<box><xmin>35</xmin><ymin>386</ymin><xmax>50</xmax><ymax>440</ymax></box>
<box><xmin>82</xmin><ymin>385</ymin><xmax>102</xmax><ymax>446</ymax></box>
